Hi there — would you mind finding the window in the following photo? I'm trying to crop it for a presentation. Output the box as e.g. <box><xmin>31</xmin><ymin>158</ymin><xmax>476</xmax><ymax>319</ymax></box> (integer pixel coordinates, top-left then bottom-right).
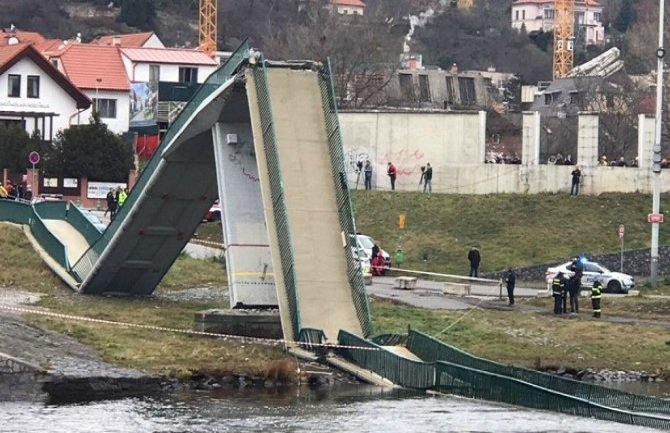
<box><xmin>458</xmin><ymin>77</ymin><xmax>476</xmax><ymax>105</ymax></box>
<box><xmin>569</xmin><ymin>91</ymin><xmax>579</xmax><ymax>104</ymax></box>
<box><xmin>522</xmin><ymin>10</ymin><xmax>525</xmax><ymax>20</ymax></box>
<box><xmin>178</xmin><ymin>67</ymin><xmax>198</xmax><ymax>83</ymax></box>
<box><xmin>515</xmin><ymin>10</ymin><xmax>519</xmax><ymax>20</ymax></box>
<box><xmin>593</xmin><ymin>12</ymin><xmax>602</xmax><ymax>22</ymax></box>
<box><xmin>418</xmin><ymin>75</ymin><xmax>431</xmax><ymax>102</ymax></box>
<box><xmin>149</xmin><ymin>64</ymin><xmax>160</xmax><ymax>83</ymax></box>
<box><xmin>445</xmin><ymin>76</ymin><xmax>455</xmax><ymax>104</ymax></box>
<box><xmin>8</xmin><ymin>74</ymin><xmax>20</xmax><ymax>97</ymax></box>
<box><xmin>27</xmin><ymin>76</ymin><xmax>40</xmax><ymax>98</ymax></box>
<box><xmin>544</xmin><ymin>9</ymin><xmax>554</xmax><ymax>19</ymax></box>
<box><xmin>398</xmin><ymin>74</ymin><xmax>414</xmax><ymax>99</ymax></box>
<box><xmin>576</xmin><ymin>11</ymin><xmax>584</xmax><ymax>24</ymax></box>
<box><xmin>93</xmin><ymin>98</ymin><xmax>117</xmax><ymax>118</ymax></box>
<box><xmin>544</xmin><ymin>93</ymin><xmax>553</xmax><ymax>105</ymax></box>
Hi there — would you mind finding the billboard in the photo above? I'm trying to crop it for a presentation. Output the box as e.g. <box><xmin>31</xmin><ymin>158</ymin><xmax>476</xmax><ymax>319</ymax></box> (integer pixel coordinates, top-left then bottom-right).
<box><xmin>130</xmin><ymin>82</ymin><xmax>158</xmax><ymax>122</ymax></box>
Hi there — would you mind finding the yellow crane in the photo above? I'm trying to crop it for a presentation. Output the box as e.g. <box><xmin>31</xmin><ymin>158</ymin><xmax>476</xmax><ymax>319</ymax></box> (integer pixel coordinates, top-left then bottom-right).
<box><xmin>552</xmin><ymin>0</ymin><xmax>575</xmax><ymax>79</ymax></box>
<box><xmin>199</xmin><ymin>0</ymin><xmax>217</xmax><ymax>57</ymax></box>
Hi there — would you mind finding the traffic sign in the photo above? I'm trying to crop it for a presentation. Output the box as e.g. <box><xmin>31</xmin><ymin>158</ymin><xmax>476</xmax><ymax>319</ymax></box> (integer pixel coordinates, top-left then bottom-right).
<box><xmin>28</xmin><ymin>151</ymin><xmax>40</xmax><ymax>165</ymax></box>
<box><xmin>648</xmin><ymin>213</ymin><xmax>665</xmax><ymax>224</ymax></box>
<box><xmin>618</xmin><ymin>224</ymin><xmax>625</xmax><ymax>239</ymax></box>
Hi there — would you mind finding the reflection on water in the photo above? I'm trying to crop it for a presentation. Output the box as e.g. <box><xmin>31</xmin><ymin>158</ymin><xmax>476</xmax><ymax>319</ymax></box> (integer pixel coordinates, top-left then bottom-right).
<box><xmin>1</xmin><ymin>385</ymin><xmax>667</xmax><ymax>433</ymax></box>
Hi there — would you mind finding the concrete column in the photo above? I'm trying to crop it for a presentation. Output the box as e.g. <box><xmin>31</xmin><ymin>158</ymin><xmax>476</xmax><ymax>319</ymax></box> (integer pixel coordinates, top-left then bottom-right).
<box><xmin>478</xmin><ymin>110</ymin><xmax>487</xmax><ymax>163</ymax></box>
<box><xmin>522</xmin><ymin>111</ymin><xmax>540</xmax><ymax>165</ymax></box>
<box><xmin>638</xmin><ymin>114</ymin><xmax>656</xmax><ymax>170</ymax></box>
<box><xmin>577</xmin><ymin>112</ymin><xmax>599</xmax><ymax>167</ymax></box>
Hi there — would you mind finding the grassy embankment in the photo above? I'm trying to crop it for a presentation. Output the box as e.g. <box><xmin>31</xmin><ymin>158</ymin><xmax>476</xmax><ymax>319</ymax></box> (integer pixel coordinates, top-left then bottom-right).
<box><xmin>198</xmin><ymin>191</ymin><xmax>670</xmax><ymax>276</ymax></box>
<box><xmin>3</xmin><ymin>191</ymin><xmax>670</xmax><ymax>377</ymax></box>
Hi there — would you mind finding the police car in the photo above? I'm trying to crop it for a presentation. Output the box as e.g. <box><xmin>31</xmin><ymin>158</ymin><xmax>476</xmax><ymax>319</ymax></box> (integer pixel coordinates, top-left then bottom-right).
<box><xmin>545</xmin><ymin>259</ymin><xmax>634</xmax><ymax>294</ymax></box>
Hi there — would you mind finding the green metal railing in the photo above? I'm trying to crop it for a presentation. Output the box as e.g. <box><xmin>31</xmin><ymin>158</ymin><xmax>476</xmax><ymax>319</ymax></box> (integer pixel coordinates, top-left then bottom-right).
<box><xmin>407</xmin><ymin>330</ymin><xmax>670</xmax><ymax>415</ymax></box>
<box><xmin>338</xmin><ymin>330</ymin><xmax>435</xmax><ymax>389</ymax></box>
<box><xmin>28</xmin><ymin>208</ymin><xmax>68</xmax><ymax>269</ymax></box>
<box><xmin>318</xmin><ymin>60</ymin><xmax>372</xmax><ymax>338</ymax></box>
<box><xmin>70</xmin><ymin>40</ymin><xmax>251</xmax><ymax>284</ymax></box>
<box><xmin>0</xmin><ymin>199</ymin><xmax>31</xmax><ymax>224</ymax></box>
<box><xmin>33</xmin><ymin>201</ymin><xmax>67</xmax><ymax>219</ymax></box>
<box><xmin>66</xmin><ymin>204</ymin><xmax>103</xmax><ymax>245</ymax></box>
<box><xmin>251</xmin><ymin>58</ymin><xmax>301</xmax><ymax>340</ymax></box>
<box><xmin>435</xmin><ymin>361</ymin><xmax>670</xmax><ymax>431</ymax></box>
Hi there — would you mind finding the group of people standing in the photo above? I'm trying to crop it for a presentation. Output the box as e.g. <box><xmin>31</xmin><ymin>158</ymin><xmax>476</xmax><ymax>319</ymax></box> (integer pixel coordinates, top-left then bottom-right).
<box><xmin>358</xmin><ymin>160</ymin><xmax>433</xmax><ymax>192</ymax></box>
<box><xmin>0</xmin><ymin>180</ymin><xmax>31</xmax><ymax>201</ymax></box>
<box><xmin>104</xmin><ymin>187</ymin><xmax>128</xmax><ymax>221</ymax></box>
<box><xmin>551</xmin><ymin>259</ymin><xmax>602</xmax><ymax>318</ymax></box>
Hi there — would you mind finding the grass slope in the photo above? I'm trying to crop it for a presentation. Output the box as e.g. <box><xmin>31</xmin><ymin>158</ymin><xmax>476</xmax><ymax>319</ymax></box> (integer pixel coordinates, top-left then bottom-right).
<box><xmin>352</xmin><ymin>191</ymin><xmax>670</xmax><ymax>275</ymax></box>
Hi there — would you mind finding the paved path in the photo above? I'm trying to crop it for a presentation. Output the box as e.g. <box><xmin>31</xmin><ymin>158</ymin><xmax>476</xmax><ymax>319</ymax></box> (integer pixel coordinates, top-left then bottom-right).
<box><xmin>366</xmin><ymin>276</ymin><xmax>546</xmax><ymax>310</ymax></box>
<box><xmin>42</xmin><ymin>219</ymin><xmax>91</xmax><ymax>266</ymax></box>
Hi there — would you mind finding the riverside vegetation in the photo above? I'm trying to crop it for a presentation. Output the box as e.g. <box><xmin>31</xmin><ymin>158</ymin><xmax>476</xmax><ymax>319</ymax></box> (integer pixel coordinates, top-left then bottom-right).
<box><xmin>1</xmin><ymin>192</ymin><xmax>670</xmax><ymax>379</ymax></box>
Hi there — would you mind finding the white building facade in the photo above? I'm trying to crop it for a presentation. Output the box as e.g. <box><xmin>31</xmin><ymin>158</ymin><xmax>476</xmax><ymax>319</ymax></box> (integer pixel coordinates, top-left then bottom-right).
<box><xmin>511</xmin><ymin>0</ymin><xmax>605</xmax><ymax>46</ymax></box>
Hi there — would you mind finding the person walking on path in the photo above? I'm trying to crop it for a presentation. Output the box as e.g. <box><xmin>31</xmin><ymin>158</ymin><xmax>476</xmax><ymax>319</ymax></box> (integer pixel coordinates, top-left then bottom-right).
<box><xmin>423</xmin><ymin>163</ymin><xmax>433</xmax><ymax>193</ymax></box>
<box><xmin>118</xmin><ymin>187</ymin><xmax>128</xmax><ymax>208</ymax></box>
<box><xmin>364</xmin><ymin>160</ymin><xmax>373</xmax><ymax>191</ymax></box>
<box><xmin>104</xmin><ymin>188</ymin><xmax>115</xmax><ymax>218</ymax></box>
<box><xmin>505</xmin><ymin>268</ymin><xmax>516</xmax><ymax>306</ymax></box>
<box><xmin>592</xmin><ymin>280</ymin><xmax>602</xmax><ymax>318</ymax></box>
<box><xmin>387</xmin><ymin>162</ymin><xmax>397</xmax><ymax>191</ymax></box>
<box><xmin>467</xmin><ymin>247</ymin><xmax>481</xmax><ymax>278</ymax></box>
<box><xmin>570</xmin><ymin>166</ymin><xmax>582</xmax><ymax>196</ymax></box>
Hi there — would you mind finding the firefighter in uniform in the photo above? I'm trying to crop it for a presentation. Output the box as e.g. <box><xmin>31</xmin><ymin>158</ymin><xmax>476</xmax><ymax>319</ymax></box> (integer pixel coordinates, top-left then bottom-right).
<box><xmin>592</xmin><ymin>280</ymin><xmax>602</xmax><ymax>318</ymax></box>
<box><xmin>552</xmin><ymin>272</ymin><xmax>567</xmax><ymax>315</ymax></box>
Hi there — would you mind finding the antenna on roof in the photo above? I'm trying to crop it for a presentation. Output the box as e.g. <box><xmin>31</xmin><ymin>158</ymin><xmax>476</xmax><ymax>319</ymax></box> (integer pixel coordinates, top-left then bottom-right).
<box><xmin>76</xmin><ymin>32</ymin><xmax>82</xmax><ymax>43</ymax></box>
<box><xmin>9</xmin><ymin>24</ymin><xmax>15</xmax><ymax>32</ymax></box>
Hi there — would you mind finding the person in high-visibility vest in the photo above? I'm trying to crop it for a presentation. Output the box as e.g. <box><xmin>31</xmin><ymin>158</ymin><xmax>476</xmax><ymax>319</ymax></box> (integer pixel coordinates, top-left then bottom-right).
<box><xmin>118</xmin><ymin>188</ymin><xmax>128</xmax><ymax>207</ymax></box>
<box><xmin>552</xmin><ymin>272</ymin><xmax>567</xmax><ymax>315</ymax></box>
<box><xmin>592</xmin><ymin>280</ymin><xmax>602</xmax><ymax>318</ymax></box>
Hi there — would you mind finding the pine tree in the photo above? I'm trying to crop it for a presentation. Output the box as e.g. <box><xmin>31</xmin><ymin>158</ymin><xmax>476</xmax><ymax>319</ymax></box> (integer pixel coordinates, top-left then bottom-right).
<box><xmin>614</xmin><ymin>0</ymin><xmax>636</xmax><ymax>33</ymax></box>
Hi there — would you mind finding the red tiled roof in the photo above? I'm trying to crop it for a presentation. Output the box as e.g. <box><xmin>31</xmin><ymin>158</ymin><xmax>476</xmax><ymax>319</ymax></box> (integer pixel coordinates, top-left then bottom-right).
<box><xmin>0</xmin><ymin>30</ymin><xmax>46</xmax><ymax>47</ymax></box>
<box><xmin>120</xmin><ymin>47</ymin><xmax>218</xmax><ymax>65</ymax></box>
<box><xmin>55</xmin><ymin>44</ymin><xmax>130</xmax><ymax>91</ymax></box>
<box><xmin>331</xmin><ymin>0</ymin><xmax>366</xmax><ymax>6</ymax></box>
<box><xmin>92</xmin><ymin>32</ymin><xmax>155</xmax><ymax>48</ymax></box>
<box><xmin>0</xmin><ymin>44</ymin><xmax>90</xmax><ymax>109</ymax></box>
<box><xmin>34</xmin><ymin>38</ymin><xmax>65</xmax><ymax>54</ymax></box>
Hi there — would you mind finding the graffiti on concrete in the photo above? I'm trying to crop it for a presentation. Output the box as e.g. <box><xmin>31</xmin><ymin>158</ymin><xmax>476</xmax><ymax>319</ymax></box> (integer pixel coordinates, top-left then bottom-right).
<box><xmin>229</xmin><ymin>149</ymin><xmax>259</xmax><ymax>183</ymax></box>
<box><xmin>381</xmin><ymin>149</ymin><xmax>426</xmax><ymax>176</ymax></box>
<box><xmin>345</xmin><ymin>148</ymin><xmax>372</xmax><ymax>176</ymax></box>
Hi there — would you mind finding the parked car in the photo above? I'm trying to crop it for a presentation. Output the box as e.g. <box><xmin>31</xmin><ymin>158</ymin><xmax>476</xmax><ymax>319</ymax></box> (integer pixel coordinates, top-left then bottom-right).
<box><xmin>350</xmin><ymin>234</ymin><xmax>391</xmax><ymax>269</ymax></box>
<box><xmin>545</xmin><ymin>260</ymin><xmax>634</xmax><ymax>293</ymax></box>
<box><xmin>351</xmin><ymin>247</ymin><xmax>371</xmax><ymax>274</ymax></box>
<box><xmin>203</xmin><ymin>200</ymin><xmax>221</xmax><ymax>222</ymax></box>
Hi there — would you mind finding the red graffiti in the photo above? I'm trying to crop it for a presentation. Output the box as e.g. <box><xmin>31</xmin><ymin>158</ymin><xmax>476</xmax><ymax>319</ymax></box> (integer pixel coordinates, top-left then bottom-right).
<box><xmin>380</xmin><ymin>149</ymin><xmax>426</xmax><ymax>176</ymax></box>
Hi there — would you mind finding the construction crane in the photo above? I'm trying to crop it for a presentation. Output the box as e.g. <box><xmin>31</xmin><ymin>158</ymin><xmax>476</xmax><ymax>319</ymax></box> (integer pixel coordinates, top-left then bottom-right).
<box><xmin>199</xmin><ymin>0</ymin><xmax>217</xmax><ymax>57</ymax></box>
<box><xmin>552</xmin><ymin>0</ymin><xmax>575</xmax><ymax>79</ymax></box>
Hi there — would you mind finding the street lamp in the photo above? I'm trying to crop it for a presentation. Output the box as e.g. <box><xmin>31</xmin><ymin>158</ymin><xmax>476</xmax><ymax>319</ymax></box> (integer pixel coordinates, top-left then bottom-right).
<box><xmin>650</xmin><ymin>0</ymin><xmax>665</xmax><ymax>284</ymax></box>
<box><xmin>95</xmin><ymin>78</ymin><xmax>102</xmax><ymax>114</ymax></box>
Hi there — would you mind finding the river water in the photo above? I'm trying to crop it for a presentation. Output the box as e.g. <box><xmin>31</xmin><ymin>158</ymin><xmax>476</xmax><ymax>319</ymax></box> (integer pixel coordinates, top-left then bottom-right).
<box><xmin>2</xmin><ymin>385</ymin><xmax>667</xmax><ymax>433</ymax></box>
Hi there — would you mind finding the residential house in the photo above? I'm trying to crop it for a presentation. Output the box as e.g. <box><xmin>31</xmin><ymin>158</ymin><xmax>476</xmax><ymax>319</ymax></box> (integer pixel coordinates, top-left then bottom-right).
<box><xmin>92</xmin><ymin>32</ymin><xmax>165</xmax><ymax>49</ymax></box>
<box><xmin>48</xmin><ymin>44</ymin><xmax>131</xmax><ymax>134</ymax></box>
<box><xmin>328</xmin><ymin>0</ymin><xmax>366</xmax><ymax>16</ymax></box>
<box><xmin>511</xmin><ymin>0</ymin><xmax>605</xmax><ymax>46</ymax></box>
<box><xmin>0</xmin><ymin>28</ymin><xmax>46</xmax><ymax>47</ymax></box>
<box><xmin>0</xmin><ymin>44</ymin><xmax>90</xmax><ymax>141</ymax></box>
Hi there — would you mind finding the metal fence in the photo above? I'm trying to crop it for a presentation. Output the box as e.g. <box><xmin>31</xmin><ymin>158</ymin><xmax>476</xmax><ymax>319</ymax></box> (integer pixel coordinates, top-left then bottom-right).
<box><xmin>0</xmin><ymin>200</ymin><xmax>31</xmax><ymax>224</ymax></box>
<box><xmin>318</xmin><ymin>60</ymin><xmax>372</xmax><ymax>338</ymax></box>
<box><xmin>338</xmin><ymin>330</ymin><xmax>435</xmax><ymax>389</ymax></box>
<box><xmin>407</xmin><ymin>329</ymin><xmax>670</xmax><ymax>415</ymax></box>
<box><xmin>251</xmin><ymin>58</ymin><xmax>301</xmax><ymax>340</ymax></box>
<box><xmin>28</xmin><ymin>210</ymin><xmax>68</xmax><ymax>269</ymax></box>
<box><xmin>66</xmin><ymin>204</ymin><xmax>103</xmax><ymax>246</ymax></box>
<box><xmin>70</xmin><ymin>40</ymin><xmax>251</xmax><ymax>284</ymax></box>
<box><xmin>435</xmin><ymin>361</ymin><xmax>670</xmax><ymax>431</ymax></box>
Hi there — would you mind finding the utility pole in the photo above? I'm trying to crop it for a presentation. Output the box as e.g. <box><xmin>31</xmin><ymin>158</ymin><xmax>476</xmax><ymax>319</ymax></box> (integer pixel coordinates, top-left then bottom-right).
<box><xmin>650</xmin><ymin>0</ymin><xmax>665</xmax><ymax>284</ymax></box>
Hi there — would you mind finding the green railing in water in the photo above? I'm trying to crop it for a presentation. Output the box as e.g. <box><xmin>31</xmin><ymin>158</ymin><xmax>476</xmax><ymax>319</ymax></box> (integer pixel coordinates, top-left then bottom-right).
<box><xmin>407</xmin><ymin>329</ymin><xmax>670</xmax><ymax>415</ymax></box>
<box><xmin>435</xmin><ymin>361</ymin><xmax>670</xmax><ymax>431</ymax></box>
<box><xmin>251</xmin><ymin>58</ymin><xmax>301</xmax><ymax>340</ymax></box>
<box><xmin>70</xmin><ymin>40</ymin><xmax>251</xmax><ymax>284</ymax></box>
<box><xmin>318</xmin><ymin>60</ymin><xmax>372</xmax><ymax>338</ymax></box>
<box><xmin>338</xmin><ymin>330</ymin><xmax>435</xmax><ymax>389</ymax></box>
